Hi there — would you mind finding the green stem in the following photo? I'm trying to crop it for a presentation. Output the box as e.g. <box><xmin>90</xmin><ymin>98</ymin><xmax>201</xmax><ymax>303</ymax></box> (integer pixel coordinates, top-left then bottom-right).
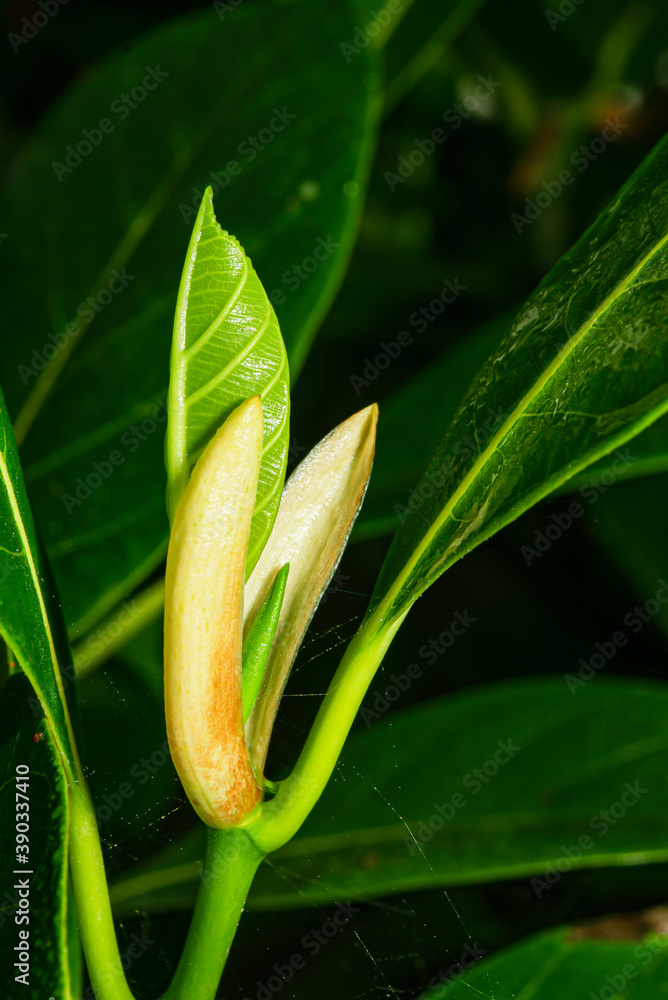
<box><xmin>66</xmin><ymin>879</ymin><xmax>84</xmax><ymax>1000</ymax></box>
<box><xmin>246</xmin><ymin>612</ymin><xmax>406</xmax><ymax>853</ymax></box>
<box><xmin>162</xmin><ymin>827</ymin><xmax>264</xmax><ymax>1000</ymax></box>
<box><xmin>68</xmin><ymin>787</ymin><xmax>135</xmax><ymax>1000</ymax></box>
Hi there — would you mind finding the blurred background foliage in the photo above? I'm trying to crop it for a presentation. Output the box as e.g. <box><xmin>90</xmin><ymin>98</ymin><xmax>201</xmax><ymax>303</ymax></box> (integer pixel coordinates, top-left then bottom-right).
<box><xmin>3</xmin><ymin>0</ymin><xmax>668</xmax><ymax>996</ymax></box>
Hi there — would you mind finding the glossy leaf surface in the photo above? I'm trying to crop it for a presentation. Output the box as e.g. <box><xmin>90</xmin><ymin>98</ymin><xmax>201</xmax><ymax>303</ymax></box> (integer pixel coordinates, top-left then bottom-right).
<box><xmin>167</xmin><ymin>189</ymin><xmax>289</xmax><ymax>562</ymax></box>
<box><xmin>371</xmin><ymin>133</ymin><xmax>668</xmax><ymax>628</ymax></box>
<box><xmin>0</xmin><ymin>1</ymin><xmax>380</xmax><ymax>636</ymax></box>
<box><xmin>358</xmin><ymin>317</ymin><xmax>668</xmax><ymax>542</ymax></box>
<box><xmin>108</xmin><ymin>678</ymin><xmax>668</xmax><ymax>911</ymax></box>
<box><xmin>251</xmin><ymin>677</ymin><xmax>668</xmax><ymax>906</ymax></box>
<box><xmin>428</xmin><ymin>916</ymin><xmax>668</xmax><ymax>999</ymax></box>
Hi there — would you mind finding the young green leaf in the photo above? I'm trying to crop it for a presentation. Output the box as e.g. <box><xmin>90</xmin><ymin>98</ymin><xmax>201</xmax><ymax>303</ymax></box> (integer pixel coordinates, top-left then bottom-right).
<box><xmin>371</xmin><ymin>132</ymin><xmax>668</xmax><ymax>631</ymax></box>
<box><xmin>167</xmin><ymin>189</ymin><xmax>289</xmax><ymax>576</ymax></box>
<box><xmin>241</xmin><ymin>563</ymin><xmax>289</xmax><ymax>724</ymax></box>
<box><xmin>2</xmin><ymin>1</ymin><xmax>382</xmax><ymax>636</ymax></box>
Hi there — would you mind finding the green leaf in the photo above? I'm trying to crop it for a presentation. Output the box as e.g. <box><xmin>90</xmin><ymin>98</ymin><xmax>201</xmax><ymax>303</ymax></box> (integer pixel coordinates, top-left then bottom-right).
<box><xmin>251</xmin><ymin>677</ymin><xmax>668</xmax><ymax>907</ymax></box>
<box><xmin>370</xmin><ymin>132</ymin><xmax>668</xmax><ymax>630</ymax></box>
<box><xmin>426</xmin><ymin>916</ymin><xmax>668</xmax><ymax>999</ymax></box>
<box><xmin>242</xmin><ymin>563</ymin><xmax>289</xmax><ymax>723</ymax></box>
<box><xmin>0</xmin><ymin>674</ymin><xmax>70</xmax><ymax>997</ymax></box>
<box><xmin>1</xmin><ymin>1</ymin><xmax>381</xmax><ymax>636</ymax></box>
<box><xmin>167</xmin><ymin>189</ymin><xmax>290</xmax><ymax>562</ymax></box>
<box><xmin>0</xmin><ymin>385</ymin><xmax>78</xmax><ymax>781</ymax></box>
<box><xmin>108</xmin><ymin>677</ymin><xmax>668</xmax><ymax>912</ymax></box>
<box><xmin>355</xmin><ymin>315</ymin><xmax>668</xmax><ymax>541</ymax></box>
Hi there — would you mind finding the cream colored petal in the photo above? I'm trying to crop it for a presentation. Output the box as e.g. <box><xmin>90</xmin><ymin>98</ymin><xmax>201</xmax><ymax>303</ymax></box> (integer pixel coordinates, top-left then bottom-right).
<box><xmin>164</xmin><ymin>396</ymin><xmax>263</xmax><ymax>828</ymax></box>
<box><xmin>244</xmin><ymin>404</ymin><xmax>378</xmax><ymax>774</ymax></box>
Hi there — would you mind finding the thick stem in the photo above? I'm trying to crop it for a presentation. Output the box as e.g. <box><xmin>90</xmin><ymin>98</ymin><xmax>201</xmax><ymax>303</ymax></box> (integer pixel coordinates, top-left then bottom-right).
<box><xmin>68</xmin><ymin>787</ymin><xmax>135</xmax><ymax>1000</ymax></box>
<box><xmin>69</xmin><ymin>761</ymin><xmax>262</xmax><ymax>1000</ymax></box>
<box><xmin>246</xmin><ymin>611</ymin><xmax>406</xmax><ymax>854</ymax></box>
<box><xmin>162</xmin><ymin>827</ymin><xmax>264</xmax><ymax>1000</ymax></box>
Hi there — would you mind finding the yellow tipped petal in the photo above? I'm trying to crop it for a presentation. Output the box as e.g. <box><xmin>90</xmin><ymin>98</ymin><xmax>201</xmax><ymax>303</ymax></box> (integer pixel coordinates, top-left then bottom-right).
<box><xmin>164</xmin><ymin>396</ymin><xmax>264</xmax><ymax>828</ymax></box>
<box><xmin>244</xmin><ymin>403</ymin><xmax>378</xmax><ymax>773</ymax></box>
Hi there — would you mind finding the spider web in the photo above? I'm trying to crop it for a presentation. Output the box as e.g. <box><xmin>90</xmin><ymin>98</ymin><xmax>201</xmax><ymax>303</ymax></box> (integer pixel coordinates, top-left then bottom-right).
<box><xmin>78</xmin><ymin>591</ymin><xmax>508</xmax><ymax>1000</ymax></box>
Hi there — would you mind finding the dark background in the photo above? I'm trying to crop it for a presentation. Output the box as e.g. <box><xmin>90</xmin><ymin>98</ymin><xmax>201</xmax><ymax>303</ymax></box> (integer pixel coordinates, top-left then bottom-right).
<box><xmin>4</xmin><ymin>0</ymin><xmax>668</xmax><ymax>997</ymax></box>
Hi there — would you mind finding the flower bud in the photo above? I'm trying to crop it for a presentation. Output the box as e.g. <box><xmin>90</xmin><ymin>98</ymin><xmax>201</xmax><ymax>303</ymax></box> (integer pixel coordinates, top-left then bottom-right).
<box><xmin>244</xmin><ymin>404</ymin><xmax>378</xmax><ymax>773</ymax></box>
<box><xmin>164</xmin><ymin>397</ymin><xmax>263</xmax><ymax>828</ymax></box>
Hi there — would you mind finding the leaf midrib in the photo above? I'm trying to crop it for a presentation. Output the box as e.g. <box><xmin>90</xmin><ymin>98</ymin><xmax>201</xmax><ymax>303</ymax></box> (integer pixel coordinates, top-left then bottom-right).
<box><xmin>376</xmin><ymin>226</ymin><xmax>668</xmax><ymax>624</ymax></box>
